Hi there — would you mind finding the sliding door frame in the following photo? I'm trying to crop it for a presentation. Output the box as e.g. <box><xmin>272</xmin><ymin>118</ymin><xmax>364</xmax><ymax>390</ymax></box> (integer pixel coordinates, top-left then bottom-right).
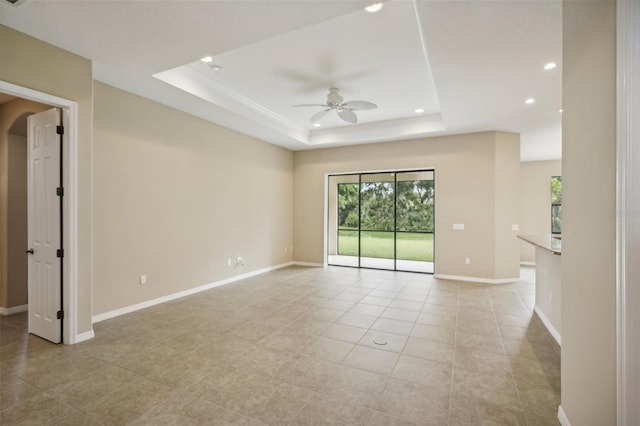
<box><xmin>325</xmin><ymin>168</ymin><xmax>435</xmax><ymax>274</ymax></box>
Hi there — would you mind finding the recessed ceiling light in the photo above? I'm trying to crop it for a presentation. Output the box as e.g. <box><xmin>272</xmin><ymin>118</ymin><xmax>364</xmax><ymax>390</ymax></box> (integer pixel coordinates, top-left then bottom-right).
<box><xmin>414</xmin><ymin>108</ymin><xmax>425</xmax><ymax>114</ymax></box>
<box><xmin>365</xmin><ymin>3</ymin><xmax>383</xmax><ymax>13</ymax></box>
<box><xmin>313</xmin><ymin>123</ymin><xmax>321</xmax><ymax>128</ymax></box>
<box><xmin>525</xmin><ymin>98</ymin><xmax>535</xmax><ymax>105</ymax></box>
<box><xmin>559</xmin><ymin>109</ymin><xmax>564</xmax><ymax>113</ymax></box>
<box><xmin>210</xmin><ymin>64</ymin><xmax>223</xmax><ymax>72</ymax></box>
<box><xmin>200</xmin><ymin>56</ymin><xmax>213</xmax><ymax>63</ymax></box>
<box><xmin>544</xmin><ymin>62</ymin><xmax>557</xmax><ymax>70</ymax></box>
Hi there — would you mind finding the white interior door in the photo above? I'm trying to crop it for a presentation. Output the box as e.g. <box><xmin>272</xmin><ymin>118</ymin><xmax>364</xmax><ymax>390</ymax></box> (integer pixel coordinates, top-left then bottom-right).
<box><xmin>27</xmin><ymin>108</ymin><xmax>62</xmax><ymax>343</ymax></box>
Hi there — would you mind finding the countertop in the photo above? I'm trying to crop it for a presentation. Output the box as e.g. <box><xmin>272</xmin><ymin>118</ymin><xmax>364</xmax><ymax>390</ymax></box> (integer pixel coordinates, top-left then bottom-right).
<box><xmin>518</xmin><ymin>234</ymin><xmax>562</xmax><ymax>255</ymax></box>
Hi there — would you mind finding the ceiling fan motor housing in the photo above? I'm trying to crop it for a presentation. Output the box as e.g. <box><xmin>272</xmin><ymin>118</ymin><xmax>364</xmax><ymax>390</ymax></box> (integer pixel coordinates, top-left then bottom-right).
<box><xmin>327</xmin><ymin>88</ymin><xmax>344</xmax><ymax>107</ymax></box>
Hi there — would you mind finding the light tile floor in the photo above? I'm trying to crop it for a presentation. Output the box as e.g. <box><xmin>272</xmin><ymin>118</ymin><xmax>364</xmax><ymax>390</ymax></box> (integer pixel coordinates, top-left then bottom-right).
<box><xmin>0</xmin><ymin>266</ymin><xmax>560</xmax><ymax>425</ymax></box>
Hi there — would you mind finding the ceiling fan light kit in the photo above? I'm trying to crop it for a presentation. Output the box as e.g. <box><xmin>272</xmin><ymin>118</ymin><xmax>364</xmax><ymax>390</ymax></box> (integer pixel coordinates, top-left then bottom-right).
<box><xmin>294</xmin><ymin>87</ymin><xmax>377</xmax><ymax>125</ymax></box>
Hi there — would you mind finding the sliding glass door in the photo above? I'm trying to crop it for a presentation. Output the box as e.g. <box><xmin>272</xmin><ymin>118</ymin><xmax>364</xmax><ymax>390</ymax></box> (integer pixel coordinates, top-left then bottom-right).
<box><xmin>327</xmin><ymin>170</ymin><xmax>434</xmax><ymax>273</ymax></box>
<box><xmin>360</xmin><ymin>173</ymin><xmax>396</xmax><ymax>270</ymax></box>
<box><xmin>329</xmin><ymin>175</ymin><xmax>360</xmax><ymax>267</ymax></box>
<box><xmin>395</xmin><ymin>171</ymin><xmax>434</xmax><ymax>272</ymax></box>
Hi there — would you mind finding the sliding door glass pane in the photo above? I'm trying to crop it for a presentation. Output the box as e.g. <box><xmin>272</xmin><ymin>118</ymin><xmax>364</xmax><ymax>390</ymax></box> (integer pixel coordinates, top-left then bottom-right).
<box><xmin>360</xmin><ymin>173</ymin><xmax>395</xmax><ymax>270</ymax></box>
<box><xmin>551</xmin><ymin>176</ymin><xmax>562</xmax><ymax>234</ymax></box>
<box><xmin>328</xmin><ymin>175</ymin><xmax>359</xmax><ymax>267</ymax></box>
<box><xmin>396</xmin><ymin>171</ymin><xmax>434</xmax><ymax>273</ymax></box>
<box><xmin>551</xmin><ymin>205</ymin><xmax>562</xmax><ymax>234</ymax></box>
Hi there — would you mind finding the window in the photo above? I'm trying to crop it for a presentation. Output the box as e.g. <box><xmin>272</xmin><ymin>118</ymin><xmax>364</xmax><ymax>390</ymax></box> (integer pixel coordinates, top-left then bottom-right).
<box><xmin>551</xmin><ymin>176</ymin><xmax>562</xmax><ymax>234</ymax></box>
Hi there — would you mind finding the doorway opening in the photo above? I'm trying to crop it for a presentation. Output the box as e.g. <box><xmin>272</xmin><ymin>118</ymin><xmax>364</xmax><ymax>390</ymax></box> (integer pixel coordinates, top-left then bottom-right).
<box><xmin>0</xmin><ymin>80</ymin><xmax>80</xmax><ymax>344</ymax></box>
<box><xmin>326</xmin><ymin>170</ymin><xmax>435</xmax><ymax>273</ymax></box>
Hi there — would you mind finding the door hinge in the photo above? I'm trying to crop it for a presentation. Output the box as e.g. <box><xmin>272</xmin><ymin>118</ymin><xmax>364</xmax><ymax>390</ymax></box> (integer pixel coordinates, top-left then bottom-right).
<box><xmin>56</xmin><ymin>249</ymin><xmax>64</xmax><ymax>258</ymax></box>
<box><xmin>56</xmin><ymin>310</ymin><xmax>64</xmax><ymax>320</ymax></box>
<box><xmin>56</xmin><ymin>187</ymin><xmax>64</xmax><ymax>197</ymax></box>
<box><xmin>56</xmin><ymin>125</ymin><xmax>64</xmax><ymax>135</ymax></box>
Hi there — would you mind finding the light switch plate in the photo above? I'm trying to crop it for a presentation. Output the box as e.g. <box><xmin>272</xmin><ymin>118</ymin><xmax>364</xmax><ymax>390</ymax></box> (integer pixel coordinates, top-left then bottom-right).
<box><xmin>453</xmin><ymin>224</ymin><xmax>465</xmax><ymax>230</ymax></box>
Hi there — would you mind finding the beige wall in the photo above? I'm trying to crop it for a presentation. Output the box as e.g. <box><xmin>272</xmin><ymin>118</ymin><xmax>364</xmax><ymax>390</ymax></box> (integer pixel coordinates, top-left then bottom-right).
<box><xmin>293</xmin><ymin>131</ymin><xmax>521</xmax><ymax>281</ymax></box>
<box><xmin>0</xmin><ymin>25</ymin><xmax>93</xmax><ymax>333</ymax></box>
<box><xmin>494</xmin><ymin>132</ymin><xmax>521</xmax><ymax>278</ymax></box>
<box><xmin>519</xmin><ymin>160</ymin><xmax>562</xmax><ymax>263</ymax></box>
<box><xmin>7</xmin><ymin>133</ymin><xmax>27</xmax><ymax>308</ymax></box>
<box><xmin>92</xmin><ymin>83</ymin><xmax>293</xmax><ymax>315</ymax></box>
<box><xmin>0</xmin><ymin>98</ymin><xmax>50</xmax><ymax>309</ymax></box>
<box><xmin>561</xmin><ymin>1</ymin><xmax>617</xmax><ymax>424</ymax></box>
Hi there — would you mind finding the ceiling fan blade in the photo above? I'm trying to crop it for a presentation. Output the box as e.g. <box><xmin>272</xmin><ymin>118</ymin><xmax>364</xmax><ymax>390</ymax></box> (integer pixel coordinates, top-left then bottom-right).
<box><xmin>310</xmin><ymin>109</ymin><xmax>330</xmax><ymax>123</ymax></box>
<box><xmin>338</xmin><ymin>108</ymin><xmax>358</xmax><ymax>123</ymax></box>
<box><xmin>293</xmin><ymin>103</ymin><xmax>329</xmax><ymax>107</ymax></box>
<box><xmin>344</xmin><ymin>100</ymin><xmax>377</xmax><ymax>110</ymax></box>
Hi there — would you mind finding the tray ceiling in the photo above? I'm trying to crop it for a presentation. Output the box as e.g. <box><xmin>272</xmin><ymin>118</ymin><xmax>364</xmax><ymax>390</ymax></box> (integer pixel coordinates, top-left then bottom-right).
<box><xmin>0</xmin><ymin>0</ymin><xmax>562</xmax><ymax>160</ymax></box>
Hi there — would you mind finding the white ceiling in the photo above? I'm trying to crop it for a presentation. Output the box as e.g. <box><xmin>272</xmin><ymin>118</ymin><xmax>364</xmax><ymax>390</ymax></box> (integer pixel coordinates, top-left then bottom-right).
<box><xmin>0</xmin><ymin>0</ymin><xmax>562</xmax><ymax>161</ymax></box>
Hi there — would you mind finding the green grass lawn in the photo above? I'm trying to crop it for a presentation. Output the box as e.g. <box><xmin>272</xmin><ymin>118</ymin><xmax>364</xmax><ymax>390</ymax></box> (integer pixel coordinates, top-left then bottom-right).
<box><xmin>338</xmin><ymin>230</ymin><xmax>434</xmax><ymax>261</ymax></box>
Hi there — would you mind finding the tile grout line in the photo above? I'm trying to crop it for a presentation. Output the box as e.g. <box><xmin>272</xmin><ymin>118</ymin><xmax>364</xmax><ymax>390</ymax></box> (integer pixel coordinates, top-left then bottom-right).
<box><xmin>489</xmin><ymin>286</ymin><xmax>530</xmax><ymax>426</ymax></box>
<box><xmin>4</xmin><ymin>370</ymin><xmax>92</xmax><ymax>425</ymax></box>
<box><xmin>3</xmin><ymin>266</ymin><xmax>557</xmax><ymax>425</ymax></box>
<box><xmin>369</xmin><ymin>278</ymin><xmax>434</xmax><ymax>424</ymax></box>
<box><xmin>202</xmin><ymin>272</ymin><xmax>339</xmax><ymax>426</ymax></box>
<box><xmin>284</xmin><ymin>388</ymin><xmax>315</xmax><ymax>426</ymax></box>
<box><xmin>334</xmin><ymin>277</ymin><xmax>429</xmax><ymax>424</ymax></box>
<box><xmin>334</xmin><ymin>279</ymin><xmax>403</xmax><ymax>394</ymax></box>
<box><xmin>281</xmin><ymin>277</ymin><xmax>396</xmax><ymax>424</ymax></box>
<box><xmin>446</xmin><ymin>288</ymin><xmax>461</xmax><ymax>426</ymax></box>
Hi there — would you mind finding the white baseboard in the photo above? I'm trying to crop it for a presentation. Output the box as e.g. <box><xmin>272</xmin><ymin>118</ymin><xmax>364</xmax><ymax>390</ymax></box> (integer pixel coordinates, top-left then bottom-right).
<box><xmin>434</xmin><ymin>274</ymin><xmax>520</xmax><ymax>285</ymax></box>
<box><xmin>534</xmin><ymin>305</ymin><xmax>562</xmax><ymax>346</ymax></box>
<box><xmin>0</xmin><ymin>305</ymin><xmax>95</xmax><ymax>344</ymax></box>
<box><xmin>0</xmin><ymin>304</ymin><xmax>28</xmax><ymax>316</ymax></box>
<box><xmin>558</xmin><ymin>405</ymin><xmax>571</xmax><ymax>426</ymax></box>
<box><xmin>520</xmin><ymin>261</ymin><xmax>536</xmax><ymax>266</ymax></box>
<box><xmin>92</xmin><ymin>262</ymin><xmax>295</xmax><ymax>323</ymax></box>
<box><xmin>71</xmin><ymin>330</ymin><xmax>95</xmax><ymax>344</ymax></box>
<box><xmin>293</xmin><ymin>261</ymin><xmax>324</xmax><ymax>267</ymax></box>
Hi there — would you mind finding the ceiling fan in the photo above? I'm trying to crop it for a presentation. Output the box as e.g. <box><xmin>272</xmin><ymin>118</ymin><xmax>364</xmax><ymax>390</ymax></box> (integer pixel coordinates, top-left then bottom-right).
<box><xmin>294</xmin><ymin>87</ymin><xmax>377</xmax><ymax>124</ymax></box>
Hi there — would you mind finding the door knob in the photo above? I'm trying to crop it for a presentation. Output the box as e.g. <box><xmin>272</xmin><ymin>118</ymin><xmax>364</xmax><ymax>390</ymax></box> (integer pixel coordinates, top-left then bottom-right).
<box><xmin>26</xmin><ymin>249</ymin><xmax>34</xmax><ymax>254</ymax></box>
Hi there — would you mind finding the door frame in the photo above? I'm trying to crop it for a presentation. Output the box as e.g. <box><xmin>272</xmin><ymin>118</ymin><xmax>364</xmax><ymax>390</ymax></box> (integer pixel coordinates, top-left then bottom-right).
<box><xmin>324</xmin><ymin>167</ymin><xmax>436</xmax><ymax>273</ymax></box>
<box><xmin>0</xmin><ymin>80</ymin><xmax>79</xmax><ymax>344</ymax></box>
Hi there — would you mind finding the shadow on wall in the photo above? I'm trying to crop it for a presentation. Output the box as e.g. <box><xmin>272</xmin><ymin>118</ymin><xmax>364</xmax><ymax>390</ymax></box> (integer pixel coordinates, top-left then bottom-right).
<box><xmin>3</xmin><ymin>112</ymin><xmax>30</xmax><ymax>311</ymax></box>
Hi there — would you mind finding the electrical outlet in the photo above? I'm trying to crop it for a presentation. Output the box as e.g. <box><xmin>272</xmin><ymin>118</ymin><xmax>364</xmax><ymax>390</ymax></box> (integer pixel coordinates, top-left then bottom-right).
<box><xmin>236</xmin><ymin>256</ymin><xmax>244</xmax><ymax>266</ymax></box>
<box><xmin>140</xmin><ymin>275</ymin><xmax>147</xmax><ymax>285</ymax></box>
<box><xmin>465</xmin><ymin>258</ymin><xmax>471</xmax><ymax>265</ymax></box>
<box><xmin>284</xmin><ymin>247</ymin><xmax>288</xmax><ymax>253</ymax></box>
<box><xmin>227</xmin><ymin>258</ymin><xmax>232</xmax><ymax>267</ymax></box>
